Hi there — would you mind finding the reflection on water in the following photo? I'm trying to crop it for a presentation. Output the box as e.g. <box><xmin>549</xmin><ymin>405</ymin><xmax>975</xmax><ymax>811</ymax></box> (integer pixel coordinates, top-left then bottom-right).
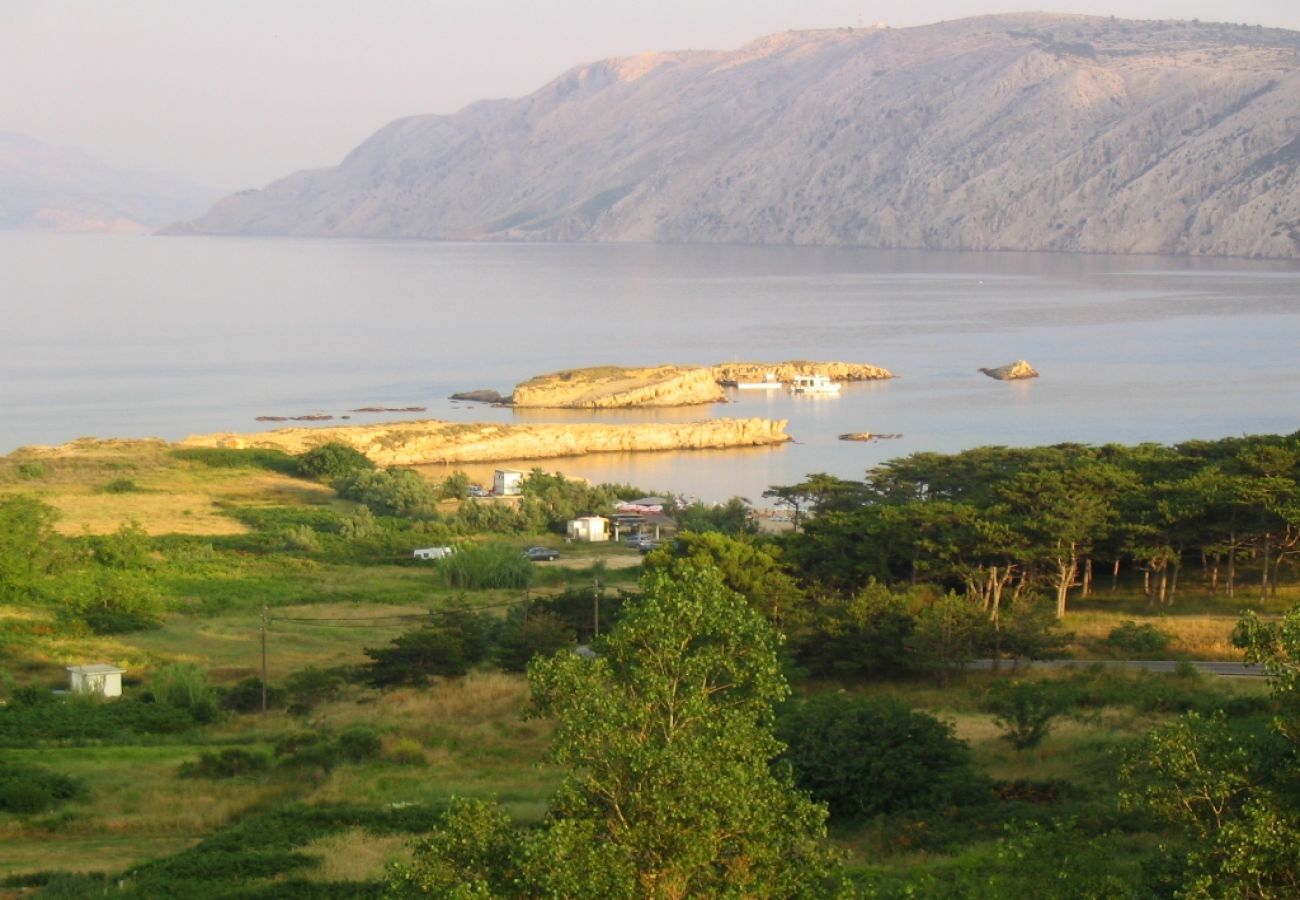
<box><xmin>3</xmin><ymin>232</ymin><xmax>1299</xmax><ymax>501</ymax></box>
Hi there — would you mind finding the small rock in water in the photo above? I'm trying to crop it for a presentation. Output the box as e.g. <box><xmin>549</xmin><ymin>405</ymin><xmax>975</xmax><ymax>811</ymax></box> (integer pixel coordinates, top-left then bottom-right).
<box><xmin>450</xmin><ymin>390</ymin><xmax>507</xmax><ymax>404</ymax></box>
<box><xmin>979</xmin><ymin>360</ymin><xmax>1039</xmax><ymax>380</ymax></box>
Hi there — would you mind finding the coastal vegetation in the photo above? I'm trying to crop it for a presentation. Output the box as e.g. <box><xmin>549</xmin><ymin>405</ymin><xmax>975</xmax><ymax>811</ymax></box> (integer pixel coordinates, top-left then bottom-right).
<box><xmin>1</xmin><ymin>432</ymin><xmax>1299</xmax><ymax>895</ymax></box>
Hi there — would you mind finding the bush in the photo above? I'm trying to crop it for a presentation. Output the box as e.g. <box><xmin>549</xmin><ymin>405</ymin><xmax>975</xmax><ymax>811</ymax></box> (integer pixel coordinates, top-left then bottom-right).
<box><xmin>280</xmin><ymin>524</ymin><xmax>321</xmax><ymax>552</ymax></box>
<box><xmin>0</xmin><ymin>697</ymin><xmax>197</xmax><ymax>745</ymax></box>
<box><xmin>494</xmin><ymin>609</ymin><xmax>576</xmax><ymax>672</ymax></box>
<box><xmin>982</xmin><ymin>679</ymin><xmax>1071</xmax><ymax>749</ymax></box>
<box><xmin>16</xmin><ymin>461</ymin><xmax>47</xmax><ymax>479</ymax></box>
<box><xmin>282</xmin><ymin>666</ymin><xmax>347</xmax><ymax>714</ymax></box>
<box><xmin>388</xmin><ymin>737</ymin><xmax>428</xmax><ymax>766</ymax></box>
<box><xmin>440</xmin><ymin>543</ymin><xmax>534</xmax><ymax>590</ymax></box>
<box><xmin>1106</xmin><ymin>620</ymin><xmax>1172</xmax><ymax>655</ymax></box>
<box><xmin>220</xmin><ymin>677</ymin><xmax>285</xmax><ymax>713</ymax></box>
<box><xmin>151</xmin><ymin>664</ymin><xmax>220</xmax><ymax>723</ymax></box>
<box><xmin>170</xmin><ymin>446</ymin><xmax>300</xmax><ymax>474</ymax></box>
<box><xmin>178</xmin><ymin>749</ymin><xmax>271</xmax><ymax>779</ymax></box>
<box><xmin>777</xmin><ymin>692</ymin><xmax>974</xmax><ymax>822</ymax></box>
<box><xmin>297</xmin><ymin>442</ymin><xmax>375</xmax><ymax>480</ymax></box>
<box><xmin>363</xmin><ymin>608</ymin><xmax>493</xmax><ymax>686</ymax></box>
<box><xmin>102</xmin><ymin>477</ymin><xmax>139</xmax><ymax>493</ymax></box>
<box><xmin>0</xmin><ymin>764</ymin><xmax>84</xmax><ymax>813</ymax></box>
<box><xmin>59</xmin><ymin>567</ymin><xmax>165</xmax><ymax>635</ymax></box>
<box><xmin>336</xmin><ymin>726</ymin><xmax>383</xmax><ymax>763</ymax></box>
<box><xmin>334</xmin><ymin>467</ymin><xmax>440</xmax><ymax>518</ymax></box>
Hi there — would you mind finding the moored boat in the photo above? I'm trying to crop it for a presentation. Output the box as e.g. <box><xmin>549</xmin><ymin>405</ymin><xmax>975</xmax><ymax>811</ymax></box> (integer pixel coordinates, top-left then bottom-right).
<box><xmin>789</xmin><ymin>373</ymin><xmax>841</xmax><ymax>394</ymax></box>
<box><xmin>736</xmin><ymin>372</ymin><xmax>783</xmax><ymax>389</ymax></box>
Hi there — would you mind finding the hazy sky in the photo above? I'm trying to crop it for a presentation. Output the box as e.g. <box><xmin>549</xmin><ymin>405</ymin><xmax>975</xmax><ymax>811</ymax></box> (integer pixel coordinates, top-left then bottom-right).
<box><xmin>3</xmin><ymin>0</ymin><xmax>1298</xmax><ymax>189</ymax></box>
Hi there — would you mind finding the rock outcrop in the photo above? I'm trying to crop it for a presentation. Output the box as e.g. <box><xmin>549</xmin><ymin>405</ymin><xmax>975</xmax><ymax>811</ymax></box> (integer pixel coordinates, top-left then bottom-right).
<box><xmin>449</xmin><ymin>390</ymin><xmax>507</xmax><ymax>404</ymax></box>
<box><xmin>980</xmin><ymin>360</ymin><xmax>1040</xmax><ymax>380</ymax></box>
<box><xmin>511</xmin><ymin>365</ymin><xmax>725</xmax><ymax>408</ymax></box>
<box><xmin>180</xmin><ymin>418</ymin><xmax>789</xmax><ymax>466</ymax></box>
<box><xmin>714</xmin><ymin>361</ymin><xmax>893</xmax><ymax>384</ymax></box>
<box><xmin>169</xmin><ymin>14</ymin><xmax>1300</xmax><ymax>259</ymax></box>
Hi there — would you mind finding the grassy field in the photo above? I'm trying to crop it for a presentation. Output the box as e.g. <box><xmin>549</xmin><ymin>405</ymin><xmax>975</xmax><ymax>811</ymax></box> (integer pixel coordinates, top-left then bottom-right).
<box><xmin>0</xmin><ymin>439</ymin><xmax>1286</xmax><ymax>895</ymax></box>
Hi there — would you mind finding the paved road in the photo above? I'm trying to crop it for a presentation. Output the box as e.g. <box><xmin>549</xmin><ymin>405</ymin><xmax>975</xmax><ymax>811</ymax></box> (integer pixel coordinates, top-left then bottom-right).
<box><xmin>970</xmin><ymin>659</ymin><xmax>1265</xmax><ymax>677</ymax></box>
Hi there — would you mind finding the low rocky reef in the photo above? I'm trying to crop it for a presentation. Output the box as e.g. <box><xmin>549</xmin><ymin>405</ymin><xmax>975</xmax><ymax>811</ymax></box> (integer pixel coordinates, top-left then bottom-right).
<box><xmin>511</xmin><ymin>365</ymin><xmax>725</xmax><ymax>409</ymax></box>
<box><xmin>713</xmin><ymin>360</ymin><xmax>893</xmax><ymax>385</ymax></box>
<box><xmin>506</xmin><ymin>360</ymin><xmax>893</xmax><ymax>409</ymax></box>
<box><xmin>979</xmin><ymin>360</ymin><xmax>1039</xmax><ymax>380</ymax></box>
<box><xmin>181</xmin><ymin>417</ymin><xmax>790</xmax><ymax>466</ymax></box>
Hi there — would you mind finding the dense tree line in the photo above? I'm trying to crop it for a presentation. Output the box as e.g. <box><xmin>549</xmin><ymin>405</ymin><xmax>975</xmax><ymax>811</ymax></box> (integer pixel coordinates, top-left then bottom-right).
<box><xmin>771</xmin><ymin>433</ymin><xmax>1300</xmax><ymax>617</ymax></box>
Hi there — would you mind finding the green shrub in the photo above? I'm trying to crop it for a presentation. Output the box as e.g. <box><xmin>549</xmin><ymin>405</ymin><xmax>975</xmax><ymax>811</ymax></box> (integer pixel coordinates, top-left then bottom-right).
<box><xmin>777</xmin><ymin>692</ymin><xmax>974</xmax><ymax>822</ymax></box>
<box><xmin>388</xmin><ymin>737</ymin><xmax>427</xmax><ymax>766</ymax></box>
<box><xmin>16</xmin><ymin>461</ymin><xmax>47</xmax><ymax>479</ymax></box>
<box><xmin>0</xmin><ymin>764</ymin><xmax>84</xmax><ymax>813</ymax></box>
<box><xmin>440</xmin><ymin>543</ymin><xmax>534</xmax><ymax>590</ymax></box>
<box><xmin>280</xmin><ymin>524</ymin><xmax>321</xmax><ymax>553</ymax></box>
<box><xmin>151</xmin><ymin>664</ymin><xmax>220</xmax><ymax>723</ymax></box>
<box><xmin>59</xmin><ymin>568</ymin><xmax>165</xmax><ymax>635</ymax></box>
<box><xmin>363</xmin><ymin>607</ymin><xmax>493</xmax><ymax>686</ymax></box>
<box><xmin>1106</xmin><ymin>620</ymin><xmax>1172</xmax><ymax>655</ymax></box>
<box><xmin>531</xmin><ymin>586</ymin><xmax>632</xmax><ymax>642</ymax></box>
<box><xmin>0</xmin><ymin>697</ymin><xmax>196</xmax><ymax>745</ymax></box>
<box><xmin>170</xmin><ymin>446</ymin><xmax>300</xmax><ymax>475</ymax></box>
<box><xmin>297</xmin><ymin>442</ymin><xmax>376</xmax><ymax>480</ymax></box>
<box><xmin>336</xmin><ymin>726</ymin><xmax>383</xmax><ymax>763</ymax></box>
<box><xmin>102</xmin><ymin>477</ymin><xmax>139</xmax><ymax>493</ymax></box>
<box><xmin>178</xmin><ymin>748</ymin><xmax>271</xmax><ymax>779</ymax></box>
<box><xmin>282</xmin><ymin>666</ymin><xmax>347</xmax><ymax>714</ymax></box>
<box><xmin>220</xmin><ymin>677</ymin><xmax>285</xmax><ymax>713</ymax></box>
<box><xmin>334</xmin><ymin>467</ymin><xmax>440</xmax><ymax>518</ymax></box>
<box><xmin>493</xmin><ymin>609</ymin><xmax>576</xmax><ymax>672</ymax></box>
<box><xmin>982</xmin><ymin>679</ymin><xmax>1071</xmax><ymax>749</ymax></box>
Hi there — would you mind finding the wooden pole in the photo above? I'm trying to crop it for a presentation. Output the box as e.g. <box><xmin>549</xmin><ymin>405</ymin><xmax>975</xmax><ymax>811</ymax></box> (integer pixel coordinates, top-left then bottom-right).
<box><xmin>260</xmin><ymin>604</ymin><xmax>268</xmax><ymax>714</ymax></box>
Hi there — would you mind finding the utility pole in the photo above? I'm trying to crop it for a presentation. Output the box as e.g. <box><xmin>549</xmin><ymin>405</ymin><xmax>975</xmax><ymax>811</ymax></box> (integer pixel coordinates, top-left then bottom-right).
<box><xmin>260</xmin><ymin>604</ymin><xmax>268</xmax><ymax>714</ymax></box>
<box><xmin>593</xmin><ymin>577</ymin><xmax>601</xmax><ymax>638</ymax></box>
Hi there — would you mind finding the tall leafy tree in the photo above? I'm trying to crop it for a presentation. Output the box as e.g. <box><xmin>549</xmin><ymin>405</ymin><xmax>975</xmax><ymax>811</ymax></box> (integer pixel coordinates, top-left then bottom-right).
<box><xmin>0</xmin><ymin>496</ymin><xmax>63</xmax><ymax>602</ymax></box>
<box><xmin>389</xmin><ymin>563</ymin><xmax>845</xmax><ymax>898</ymax></box>
<box><xmin>997</xmin><ymin>455</ymin><xmax>1131</xmax><ymax>618</ymax></box>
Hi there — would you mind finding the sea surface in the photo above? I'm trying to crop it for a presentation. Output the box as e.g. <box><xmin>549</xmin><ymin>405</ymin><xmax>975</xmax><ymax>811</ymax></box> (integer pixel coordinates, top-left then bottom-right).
<box><xmin>3</xmin><ymin>232</ymin><xmax>1299</xmax><ymax>501</ymax></box>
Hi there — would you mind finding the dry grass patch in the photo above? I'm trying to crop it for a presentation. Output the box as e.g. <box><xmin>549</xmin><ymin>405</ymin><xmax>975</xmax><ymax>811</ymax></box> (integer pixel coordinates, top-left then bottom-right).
<box><xmin>0</xmin><ymin>835</ymin><xmax>196</xmax><ymax>878</ymax></box>
<box><xmin>300</xmin><ymin>829</ymin><xmax>412</xmax><ymax>883</ymax></box>
<box><xmin>1065</xmin><ymin>610</ymin><xmax>1245</xmax><ymax>660</ymax></box>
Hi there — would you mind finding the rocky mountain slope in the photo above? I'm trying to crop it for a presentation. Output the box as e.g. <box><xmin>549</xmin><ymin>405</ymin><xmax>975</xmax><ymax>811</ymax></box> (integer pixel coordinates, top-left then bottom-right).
<box><xmin>1</xmin><ymin>131</ymin><xmax>218</xmax><ymax>232</ymax></box>
<box><xmin>170</xmin><ymin>14</ymin><xmax>1300</xmax><ymax>258</ymax></box>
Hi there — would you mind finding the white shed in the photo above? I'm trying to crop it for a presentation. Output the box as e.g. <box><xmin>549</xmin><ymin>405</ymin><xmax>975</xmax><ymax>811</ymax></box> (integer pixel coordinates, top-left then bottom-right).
<box><xmin>567</xmin><ymin>516</ymin><xmax>609</xmax><ymax>542</ymax></box>
<box><xmin>67</xmin><ymin>664</ymin><xmax>125</xmax><ymax>698</ymax></box>
<box><xmin>493</xmin><ymin>469</ymin><xmax>524</xmax><ymax>496</ymax></box>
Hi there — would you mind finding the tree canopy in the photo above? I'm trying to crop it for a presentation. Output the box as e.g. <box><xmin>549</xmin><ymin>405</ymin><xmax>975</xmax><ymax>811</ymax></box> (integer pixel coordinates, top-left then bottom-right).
<box><xmin>388</xmin><ymin>562</ymin><xmax>844</xmax><ymax>898</ymax></box>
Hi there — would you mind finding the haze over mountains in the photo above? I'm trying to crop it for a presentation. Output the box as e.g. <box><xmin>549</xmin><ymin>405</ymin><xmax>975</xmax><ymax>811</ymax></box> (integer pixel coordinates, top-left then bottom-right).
<box><xmin>171</xmin><ymin>13</ymin><xmax>1300</xmax><ymax>258</ymax></box>
<box><xmin>0</xmin><ymin>131</ymin><xmax>219</xmax><ymax>233</ymax></box>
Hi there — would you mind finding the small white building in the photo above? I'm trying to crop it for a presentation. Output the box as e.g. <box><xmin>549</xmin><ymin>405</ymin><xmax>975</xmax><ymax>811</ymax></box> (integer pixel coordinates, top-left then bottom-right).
<box><xmin>567</xmin><ymin>516</ymin><xmax>609</xmax><ymax>542</ymax></box>
<box><xmin>494</xmin><ymin>469</ymin><xmax>524</xmax><ymax>496</ymax></box>
<box><xmin>67</xmin><ymin>664</ymin><xmax>125</xmax><ymax>698</ymax></box>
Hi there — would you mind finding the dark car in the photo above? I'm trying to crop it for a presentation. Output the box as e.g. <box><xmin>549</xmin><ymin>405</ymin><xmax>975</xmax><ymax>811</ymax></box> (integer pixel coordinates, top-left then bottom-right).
<box><xmin>523</xmin><ymin>546</ymin><xmax>560</xmax><ymax>561</ymax></box>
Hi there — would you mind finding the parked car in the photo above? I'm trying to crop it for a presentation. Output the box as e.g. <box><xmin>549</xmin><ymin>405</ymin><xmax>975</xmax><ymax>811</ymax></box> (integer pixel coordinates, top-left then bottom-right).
<box><xmin>637</xmin><ymin>541</ymin><xmax>659</xmax><ymax>555</ymax></box>
<box><xmin>467</xmin><ymin>485</ymin><xmax>488</xmax><ymax>497</ymax></box>
<box><xmin>523</xmin><ymin>546</ymin><xmax>560</xmax><ymax>561</ymax></box>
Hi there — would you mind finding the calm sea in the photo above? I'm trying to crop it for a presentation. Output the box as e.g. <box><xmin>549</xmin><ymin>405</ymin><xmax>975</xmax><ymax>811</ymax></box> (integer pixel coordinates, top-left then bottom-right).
<box><xmin>3</xmin><ymin>232</ymin><xmax>1299</xmax><ymax>501</ymax></box>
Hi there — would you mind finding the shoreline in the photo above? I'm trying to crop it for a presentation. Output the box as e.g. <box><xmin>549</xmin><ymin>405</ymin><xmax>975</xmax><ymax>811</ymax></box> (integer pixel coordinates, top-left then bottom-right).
<box><xmin>175</xmin><ymin>416</ymin><xmax>791</xmax><ymax>466</ymax></box>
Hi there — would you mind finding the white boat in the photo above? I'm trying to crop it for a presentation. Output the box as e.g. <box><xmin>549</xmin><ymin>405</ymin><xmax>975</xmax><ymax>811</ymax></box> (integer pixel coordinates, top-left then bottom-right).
<box><xmin>789</xmin><ymin>373</ymin><xmax>841</xmax><ymax>394</ymax></box>
<box><xmin>735</xmin><ymin>372</ymin><xmax>783</xmax><ymax>390</ymax></box>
